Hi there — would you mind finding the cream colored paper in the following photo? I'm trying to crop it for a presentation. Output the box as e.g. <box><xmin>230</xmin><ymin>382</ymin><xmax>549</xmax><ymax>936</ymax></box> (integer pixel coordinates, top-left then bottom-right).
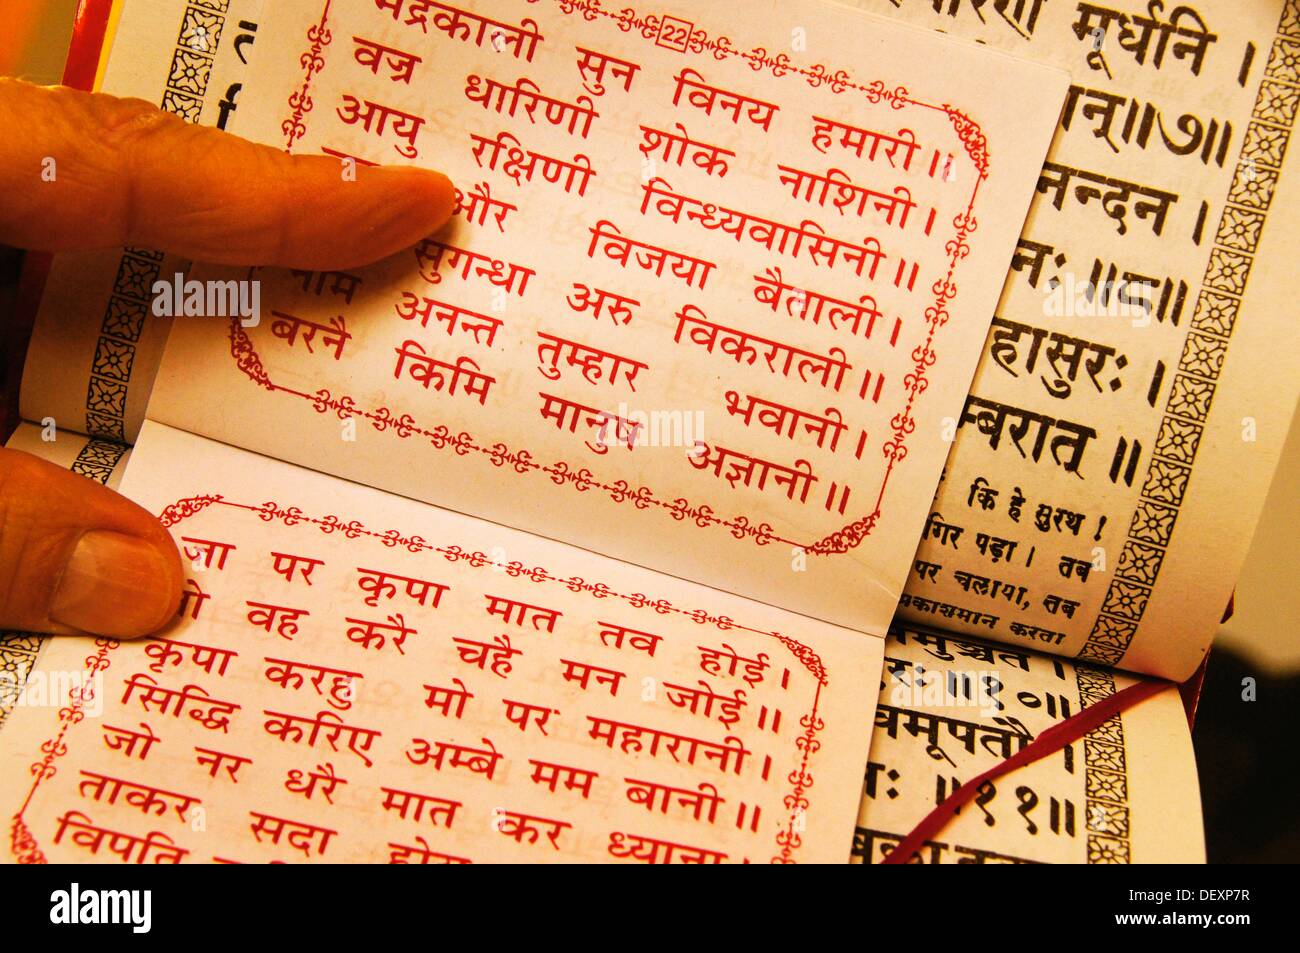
<box><xmin>0</xmin><ymin>422</ymin><xmax>880</xmax><ymax>863</ymax></box>
<box><xmin>147</xmin><ymin>0</ymin><xmax>1068</xmax><ymax>638</ymax></box>
<box><xmin>854</xmin><ymin>622</ymin><xmax>1204</xmax><ymax>864</ymax></box>
<box><xmin>843</xmin><ymin>0</ymin><xmax>1300</xmax><ymax>679</ymax></box>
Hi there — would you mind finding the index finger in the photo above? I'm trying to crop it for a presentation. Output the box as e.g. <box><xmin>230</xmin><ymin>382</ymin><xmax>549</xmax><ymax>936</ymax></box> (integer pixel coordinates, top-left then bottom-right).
<box><xmin>0</xmin><ymin>78</ymin><xmax>455</xmax><ymax>270</ymax></box>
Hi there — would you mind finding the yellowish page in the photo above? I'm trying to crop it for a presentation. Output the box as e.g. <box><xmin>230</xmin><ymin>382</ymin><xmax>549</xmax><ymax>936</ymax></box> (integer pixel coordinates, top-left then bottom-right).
<box><xmin>845</xmin><ymin>0</ymin><xmax>1300</xmax><ymax>679</ymax></box>
<box><xmin>854</xmin><ymin>622</ymin><xmax>1204</xmax><ymax>863</ymax></box>
<box><xmin>146</xmin><ymin>0</ymin><xmax>1068</xmax><ymax>638</ymax></box>
<box><xmin>0</xmin><ymin>421</ymin><xmax>881</xmax><ymax>863</ymax></box>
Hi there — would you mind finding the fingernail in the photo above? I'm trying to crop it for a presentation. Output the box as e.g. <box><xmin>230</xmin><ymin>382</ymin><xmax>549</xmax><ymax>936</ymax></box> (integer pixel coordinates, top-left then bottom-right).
<box><xmin>51</xmin><ymin>531</ymin><xmax>177</xmax><ymax>637</ymax></box>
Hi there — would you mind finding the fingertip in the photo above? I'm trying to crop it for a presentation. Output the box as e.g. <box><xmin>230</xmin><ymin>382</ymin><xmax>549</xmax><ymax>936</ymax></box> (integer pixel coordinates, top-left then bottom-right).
<box><xmin>363</xmin><ymin>164</ymin><xmax>457</xmax><ymax>233</ymax></box>
<box><xmin>408</xmin><ymin>166</ymin><xmax>457</xmax><ymax>221</ymax></box>
<box><xmin>280</xmin><ymin>163</ymin><xmax>456</xmax><ymax>270</ymax></box>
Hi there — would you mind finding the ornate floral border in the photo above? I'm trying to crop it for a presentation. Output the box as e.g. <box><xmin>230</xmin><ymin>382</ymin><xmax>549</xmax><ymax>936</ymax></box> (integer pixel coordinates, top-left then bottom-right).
<box><xmin>255</xmin><ymin>0</ymin><xmax>991</xmax><ymax>557</ymax></box>
<box><xmin>1080</xmin><ymin>0</ymin><xmax>1300</xmax><ymax>666</ymax></box>
<box><xmin>282</xmin><ymin>1</ymin><xmax>332</xmax><ymax>151</ymax></box>
<box><xmin>12</xmin><ymin>492</ymin><xmax>831</xmax><ymax>864</ymax></box>
<box><xmin>1075</xmin><ymin>667</ymin><xmax>1133</xmax><ymax>864</ymax></box>
<box><xmin>9</xmin><ymin>639</ymin><xmax>114</xmax><ymax>864</ymax></box>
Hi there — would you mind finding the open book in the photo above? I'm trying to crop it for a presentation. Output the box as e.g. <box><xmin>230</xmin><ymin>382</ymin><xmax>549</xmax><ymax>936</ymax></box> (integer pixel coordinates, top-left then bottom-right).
<box><xmin>1</xmin><ymin>0</ymin><xmax>1294</xmax><ymax>864</ymax></box>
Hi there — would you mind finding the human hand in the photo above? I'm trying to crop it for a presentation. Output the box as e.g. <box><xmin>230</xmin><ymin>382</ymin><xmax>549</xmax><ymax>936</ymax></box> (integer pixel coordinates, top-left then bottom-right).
<box><xmin>0</xmin><ymin>78</ymin><xmax>454</xmax><ymax>638</ymax></box>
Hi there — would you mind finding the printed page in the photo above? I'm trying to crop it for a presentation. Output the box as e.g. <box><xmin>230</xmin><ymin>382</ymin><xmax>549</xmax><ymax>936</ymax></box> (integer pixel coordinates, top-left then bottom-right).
<box><xmin>18</xmin><ymin>0</ymin><xmax>267</xmax><ymax>444</ymax></box>
<box><xmin>0</xmin><ymin>421</ymin><xmax>881</xmax><ymax>863</ymax></box>
<box><xmin>853</xmin><ymin>621</ymin><xmax>1204</xmax><ymax>864</ymax></box>
<box><xmin>843</xmin><ymin>1</ymin><xmax>1300</xmax><ymax>679</ymax></box>
<box><xmin>146</xmin><ymin>0</ymin><xmax>1068</xmax><ymax>638</ymax></box>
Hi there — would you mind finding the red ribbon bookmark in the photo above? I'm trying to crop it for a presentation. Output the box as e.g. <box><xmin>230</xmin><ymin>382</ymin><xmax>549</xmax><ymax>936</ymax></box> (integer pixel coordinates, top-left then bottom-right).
<box><xmin>64</xmin><ymin>0</ymin><xmax>115</xmax><ymax>90</ymax></box>
<box><xmin>882</xmin><ymin>678</ymin><xmax>1168</xmax><ymax>864</ymax></box>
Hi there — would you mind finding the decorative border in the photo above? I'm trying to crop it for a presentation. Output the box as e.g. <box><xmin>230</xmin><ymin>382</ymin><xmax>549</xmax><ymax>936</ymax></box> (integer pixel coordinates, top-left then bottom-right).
<box><xmin>1080</xmin><ymin>0</ymin><xmax>1300</xmax><ymax>666</ymax></box>
<box><xmin>0</xmin><ymin>633</ymin><xmax>43</xmax><ymax>731</ymax></box>
<box><xmin>282</xmin><ymin>1</ymin><xmax>333</xmax><ymax>152</ymax></box>
<box><xmin>85</xmin><ymin>1</ymin><xmax>231</xmax><ymax>442</ymax></box>
<box><xmin>0</xmin><ymin>438</ymin><xmax>128</xmax><ymax>732</ymax></box>
<box><xmin>9</xmin><ymin>638</ymin><xmax>114</xmax><ymax>864</ymax></box>
<box><xmin>12</xmin><ymin>493</ymin><xmax>830</xmax><ymax>864</ymax></box>
<box><xmin>1075</xmin><ymin>667</ymin><xmax>1132</xmax><ymax>864</ymax></box>
<box><xmin>257</xmin><ymin>0</ymin><xmax>990</xmax><ymax>556</ymax></box>
<box><xmin>69</xmin><ymin>436</ymin><xmax>131</xmax><ymax>483</ymax></box>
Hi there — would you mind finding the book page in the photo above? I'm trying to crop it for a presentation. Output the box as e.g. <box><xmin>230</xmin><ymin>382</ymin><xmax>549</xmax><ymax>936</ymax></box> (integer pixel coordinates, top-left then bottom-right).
<box><xmin>854</xmin><ymin>621</ymin><xmax>1204</xmax><ymax>864</ymax></box>
<box><xmin>146</xmin><ymin>0</ymin><xmax>1068</xmax><ymax>638</ymax></box>
<box><xmin>18</xmin><ymin>0</ymin><xmax>267</xmax><ymax>444</ymax></box>
<box><xmin>844</xmin><ymin>0</ymin><xmax>1300</xmax><ymax>679</ymax></box>
<box><xmin>0</xmin><ymin>421</ymin><xmax>881</xmax><ymax>863</ymax></box>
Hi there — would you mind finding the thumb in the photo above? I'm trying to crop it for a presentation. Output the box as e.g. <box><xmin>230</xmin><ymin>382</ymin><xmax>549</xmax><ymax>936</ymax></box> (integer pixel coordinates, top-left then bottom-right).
<box><xmin>0</xmin><ymin>448</ymin><xmax>182</xmax><ymax>638</ymax></box>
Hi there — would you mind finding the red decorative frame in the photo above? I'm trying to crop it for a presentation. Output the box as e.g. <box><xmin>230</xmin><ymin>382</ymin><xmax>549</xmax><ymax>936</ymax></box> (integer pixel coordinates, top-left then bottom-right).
<box><xmin>234</xmin><ymin>0</ymin><xmax>991</xmax><ymax>556</ymax></box>
<box><xmin>11</xmin><ymin>492</ymin><xmax>831</xmax><ymax>864</ymax></box>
